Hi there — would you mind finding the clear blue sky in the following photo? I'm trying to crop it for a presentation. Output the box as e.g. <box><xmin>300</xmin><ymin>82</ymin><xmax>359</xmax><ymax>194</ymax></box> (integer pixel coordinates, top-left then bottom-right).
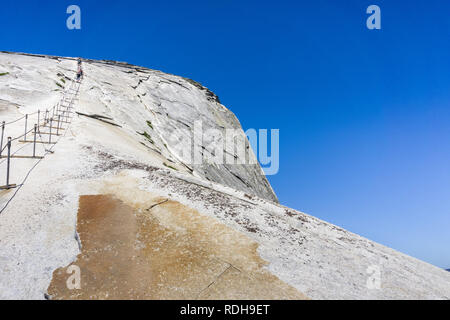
<box><xmin>1</xmin><ymin>0</ymin><xmax>449</xmax><ymax>268</ymax></box>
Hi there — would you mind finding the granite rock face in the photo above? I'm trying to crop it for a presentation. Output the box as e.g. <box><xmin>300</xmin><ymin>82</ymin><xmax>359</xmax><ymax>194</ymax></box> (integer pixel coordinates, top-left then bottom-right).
<box><xmin>0</xmin><ymin>51</ymin><xmax>277</xmax><ymax>203</ymax></box>
<box><xmin>1</xmin><ymin>52</ymin><xmax>450</xmax><ymax>300</ymax></box>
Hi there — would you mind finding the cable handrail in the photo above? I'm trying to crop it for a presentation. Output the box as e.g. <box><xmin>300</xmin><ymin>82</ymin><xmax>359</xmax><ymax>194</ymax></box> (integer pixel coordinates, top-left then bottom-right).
<box><xmin>0</xmin><ymin>75</ymin><xmax>80</xmax><ymax>173</ymax></box>
<box><xmin>0</xmin><ymin>143</ymin><xmax>8</xmax><ymax>155</ymax></box>
<box><xmin>5</xmin><ymin>115</ymin><xmax>26</xmax><ymax>126</ymax></box>
<box><xmin>0</xmin><ymin>95</ymin><xmax>76</xmax><ymax>164</ymax></box>
<box><xmin>1</xmin><ymin>81</ymin><xmax>77</xmax><ymax>126</ymax></box>
<box><xmin>10</xmin><ymin>127</ymin><xmax>35</xmax><ymax>143</ymax></box>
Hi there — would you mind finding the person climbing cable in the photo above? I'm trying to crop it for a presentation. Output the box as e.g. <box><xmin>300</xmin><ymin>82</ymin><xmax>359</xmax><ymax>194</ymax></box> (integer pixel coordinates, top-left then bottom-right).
<box><xmin>76</xmin><ymin>58</ymin><xmax>83</xmax><ymax>81</ymax></box>
<box><xmin>76</xmin><ymin>65</ymin><xmax>83</xmax><ymax>81</ymax></box>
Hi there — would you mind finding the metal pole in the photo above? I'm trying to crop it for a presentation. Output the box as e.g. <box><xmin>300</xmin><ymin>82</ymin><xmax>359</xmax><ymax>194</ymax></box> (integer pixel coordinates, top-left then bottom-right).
<box><xmin>6</xmin><ymin>137</ymin><xmax>11</xmax><ymax>187</ymax></box>
<box><xmin>24</xmin><ymin>114</ymin><xmax>28</xmax><ymax>141</ymax></box>
<box><xmin>0</xmin><ymin>121</ymin><xmax>5</xmax><ymax>157</ymax></box>
<box><xmin>57</xmin><ymin>115</ymin><xmax>60</xmax><ymax>136</ymax></box>
<box><xmin>33</xmin><ymin>124</ymin><xmax>37</xmax><ymax>158</ymax></box>
<box><xmin>49</xmin><ymin>118</ymin><xmax>53</xmax><ymax>144</ymax></box>
<box><xmin>37</xmin><ymin>110</ymin><xmax>40</xmax><ymax>127</ymax></box>
<box><xmin>45</xmin><ymin>109</ymin><xmax>49</xmax><ymax>123</ymax></box>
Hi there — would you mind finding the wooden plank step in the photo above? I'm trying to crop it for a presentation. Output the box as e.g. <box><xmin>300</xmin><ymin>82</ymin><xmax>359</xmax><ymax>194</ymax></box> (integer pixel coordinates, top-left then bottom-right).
<box><xmin>41</xmin><ymin>126</ymin><xmax>65</xmax><ymax>130</ymax></box>
<box><xmin>0</xmin><ymin>155</ymin><xmax>44</xmax><ymax>159</ymax></box>
<box><xmin>19</xmin><ymin>140</ymin><xmax>56</xmax><ymax>145</ymax></box>
<box><xmin>44</xmin><ymin>120</ymin><xmax>70</xmax><ymax>124</ymax></box>
<box><xmin>0</xmin><ymin>184</ymin><xmax>17</xmax><ymax>190</ymax></box>
<box><xmin>36</xmin><ymin>132</ymin><xmax>61</xmax><ymax>136</ymax></box>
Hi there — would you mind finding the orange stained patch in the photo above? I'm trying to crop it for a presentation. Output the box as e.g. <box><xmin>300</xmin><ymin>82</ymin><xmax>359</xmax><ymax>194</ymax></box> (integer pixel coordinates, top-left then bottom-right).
<box><xmin>47</xmin><ymin>194</ymin><xmax>308</xmax><ymax>300</ymax></box>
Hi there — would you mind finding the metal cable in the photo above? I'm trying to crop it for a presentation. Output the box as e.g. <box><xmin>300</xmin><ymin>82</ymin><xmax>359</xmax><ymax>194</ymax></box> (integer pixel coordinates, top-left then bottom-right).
<box><xmin>2</xmin><ymin>80</ymin><xmax>76</xmax><ymax>126</ymax></box>
<box><xmin>10</xmin><ymin>127</ymin><xmax>36</xmax><ymax>143</ymax></box>
<box><xmin>0</xmin><ymin>79</ymin><xmax>81</xmax><ymax>215</ymax></box>
<box><xmin>4</xmin><ymin>115</ymin><xmax>26</xmax><ymax>126</ymax></box>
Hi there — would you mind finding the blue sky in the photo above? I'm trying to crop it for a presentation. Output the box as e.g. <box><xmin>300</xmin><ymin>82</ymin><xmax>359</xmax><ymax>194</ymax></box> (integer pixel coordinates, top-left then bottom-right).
<box><xmin>1</xmin><ymin>0</ymin><xmax>449</xmax><ymax>268</ymax></box>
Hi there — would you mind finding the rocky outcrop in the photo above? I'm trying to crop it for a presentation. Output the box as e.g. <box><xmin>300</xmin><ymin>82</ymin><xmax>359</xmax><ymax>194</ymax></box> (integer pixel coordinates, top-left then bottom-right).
<box><xmin>0</xmin><ymin>52</ymin><xmax>450</xmax><ymax>300</ymax></box>
<box><xmin>0</xmin><ymin>51</ymin><xmax>277</xmax><ymax>202</ymax></box>
<box><xmin>47</xmin><ymin>195</ymin><xmax>307</xmax><ymax>300</ymax></box>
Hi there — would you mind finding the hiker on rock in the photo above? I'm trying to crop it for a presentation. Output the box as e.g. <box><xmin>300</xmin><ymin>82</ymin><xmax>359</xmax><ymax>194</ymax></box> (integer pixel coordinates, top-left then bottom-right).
<box><xmin>76</xmin><ymin>65</ymin><xmax>83</xmax><ymax>81</ymax></box>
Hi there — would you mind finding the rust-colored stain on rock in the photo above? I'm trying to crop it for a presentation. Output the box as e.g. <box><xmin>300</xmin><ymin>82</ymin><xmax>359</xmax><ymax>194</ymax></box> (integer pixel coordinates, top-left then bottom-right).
<box><xmin>47</xmin><ymin>194</ymin><xmax>308</xmax><ymax>300</ymax></box>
